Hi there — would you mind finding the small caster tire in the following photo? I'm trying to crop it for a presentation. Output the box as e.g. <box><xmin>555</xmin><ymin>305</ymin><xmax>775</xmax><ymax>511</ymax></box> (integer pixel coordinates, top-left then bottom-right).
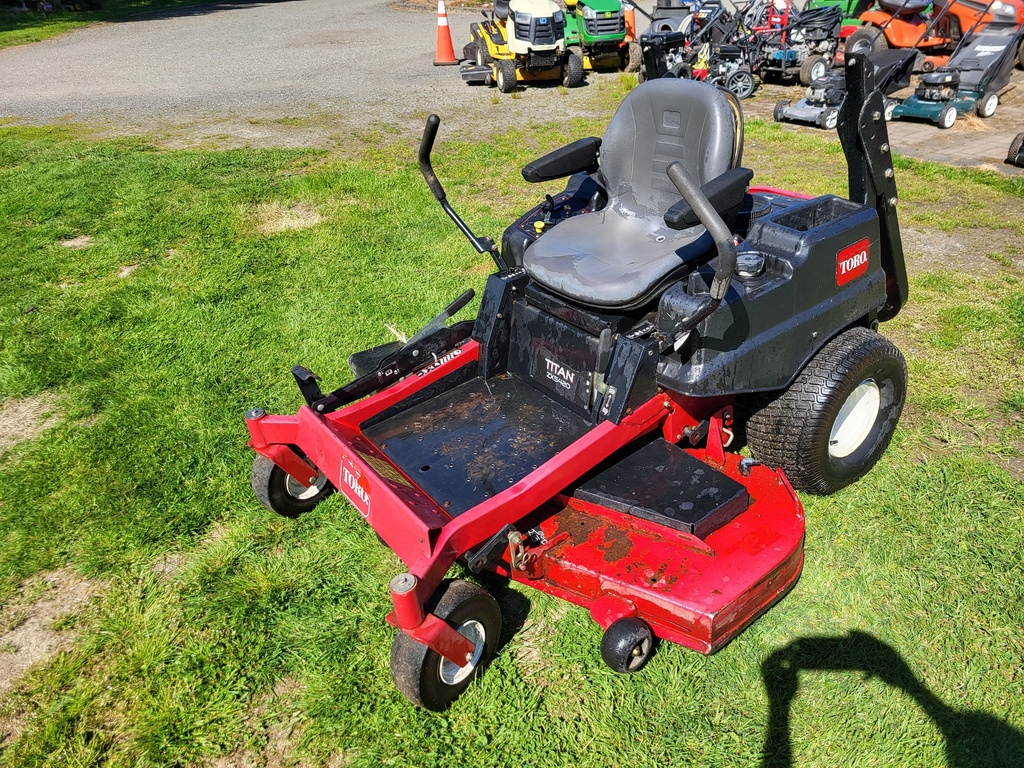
<box><xmin>976</xmin><ymin>92</ymin><xmax>998</xmax><ymax>119</ymax></box>
<box><xmin>251</xmin><ymin>453</ymin><xmax>333</xmax><ymax>518</ymax></box>
<box><xmin>496</xmin><ymin>59</ymin><xmax>517</xmax><ymax>93</ymax></box>
<box><xmin>818</xmin><ymin>106</ymin><xmax>839</xmax><ymax>131</ymax></box>
<box><xmin>563</xmin><ymin>52</ymin><xmax>584</xmax><ymax>88</ymax></box>
<box><xmin>938</xmin><ymin>104</ymin><xmax>957</xmax><ymax>129</ymax></box>
<box><xmin>773</xmin><ymin>100</ymin><xmax>790</xmax><ymax>122</ymax></box>
<box><xmin>390</xmin><ymin>580</ymin><xmax>501</xmax><ymax>711</ymax></box>
<box><xmin>600</xmin><ymin>617</ymin><xmax>654</xmax><ymax>674</ymax></box>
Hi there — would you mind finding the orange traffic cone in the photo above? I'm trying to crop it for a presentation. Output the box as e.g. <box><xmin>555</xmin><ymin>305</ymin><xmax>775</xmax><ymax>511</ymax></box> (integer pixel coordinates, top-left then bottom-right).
<box><xmin>624</xmin><ymin>6</ymin><xmax>637</xmax><ymax>42</ymax></box>
<box><xmin>434</xmin><ymin>0</ymin><xmax>458</xmax><ymax>66</ymax></box>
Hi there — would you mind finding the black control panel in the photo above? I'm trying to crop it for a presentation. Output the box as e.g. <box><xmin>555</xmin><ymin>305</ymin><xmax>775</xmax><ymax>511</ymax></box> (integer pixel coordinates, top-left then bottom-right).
<box><xmin>500</xmin><ymin>174</ymin><xmax>602</xmax><ymax>267</ymax></box>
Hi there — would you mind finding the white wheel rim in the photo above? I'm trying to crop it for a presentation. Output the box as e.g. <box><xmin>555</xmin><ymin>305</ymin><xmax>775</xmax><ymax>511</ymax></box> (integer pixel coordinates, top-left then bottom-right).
<box><xmin>812</xmin><ymin>62</ymin><xmax>826</xmax><ymax>81</ymax></box>
<box><xmin>830</xmin><ymin>379</ymin><xmax>881</xmax><ymax>459</ymax></box>
<box><xmin>983</xmin><ymin>95</ymin><xmax>997</xmax><ymax>116</ymax></box>
<box><xmin>941</xmin><ymin>109</ymin><xmax>955</xmax><ymax>128</ymax></box>
<box><xmin>439</xmin><ymin>619</ymin><xmax>485</xmax><ymax>685</ymax></box>
<box><xmin>285</xmin><ymin>471</ymin><xmax>328</xmax><ymax>500</ymax></box>
<box><xmin>826</xmin><ymin>110</ymin><xmax>838</xmax><ymax>130</ymax></box>
<box><xmin>626</xmin><ymin>635</ymin><xmax>651</xmax><ymax>671</ymax></box>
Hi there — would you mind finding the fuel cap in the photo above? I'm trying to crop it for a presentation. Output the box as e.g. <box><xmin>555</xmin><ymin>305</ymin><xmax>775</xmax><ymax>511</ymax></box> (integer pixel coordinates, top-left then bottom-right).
<box><xmin>736</xmin><ymin>251</ymin><xmax>766</xmax><ymax>279</ymax></box>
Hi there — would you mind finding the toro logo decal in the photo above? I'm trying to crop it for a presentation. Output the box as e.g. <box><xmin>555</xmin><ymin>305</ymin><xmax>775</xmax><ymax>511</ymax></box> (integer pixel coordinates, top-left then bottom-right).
<box><xmin>340</xmin><ymin>454</ymin><xmax>371</xmax><ymax>518</ymax></box>
<box><xmin>836</xmin><ymin>238</ymin><xmax>870</xmax><ymax>286</ymax></box>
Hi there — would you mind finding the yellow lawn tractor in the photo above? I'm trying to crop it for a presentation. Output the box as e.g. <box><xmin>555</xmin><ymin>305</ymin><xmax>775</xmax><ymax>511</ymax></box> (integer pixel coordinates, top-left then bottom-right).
<box><xmin>461</xmin><ymin>0</ymin><xmax>585</xmax><ymax>92</ymax></box>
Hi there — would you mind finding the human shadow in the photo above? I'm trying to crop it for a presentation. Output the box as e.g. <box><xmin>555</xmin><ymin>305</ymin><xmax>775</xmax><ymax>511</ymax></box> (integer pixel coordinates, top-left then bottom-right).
<box><xmin>760</xmin><ymin>631</ymin><xmax>1024</xmax><ymax>768</ymax></box>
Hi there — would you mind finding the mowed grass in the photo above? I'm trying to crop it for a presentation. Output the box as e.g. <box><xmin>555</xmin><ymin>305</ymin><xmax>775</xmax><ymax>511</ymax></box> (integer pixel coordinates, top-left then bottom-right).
<box><xmin>0</xmin><ymin>107</ymin><xmax>1022</xmax><ymax>766</ymax></box>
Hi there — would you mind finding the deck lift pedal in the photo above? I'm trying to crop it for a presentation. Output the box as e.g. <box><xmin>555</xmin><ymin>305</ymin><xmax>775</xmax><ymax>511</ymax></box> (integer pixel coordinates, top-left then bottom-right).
<box><xmin>245</xmin><ymin>56</ymin><xmax>909</xmax><ymax>711</ymax></box>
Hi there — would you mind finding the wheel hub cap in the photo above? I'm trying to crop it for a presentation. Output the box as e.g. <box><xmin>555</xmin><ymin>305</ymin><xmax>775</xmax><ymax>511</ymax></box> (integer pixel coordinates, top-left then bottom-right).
<box><xmin>439</xmin><ymin>620</ymin><xmax>485</xmax><ymax>685</ymax></box>
<box><xmin>285</xmin><ymin>471</ymin><xmax>327</xmax><ymax>500</ymax></box>
<box><xmin>830</xmin><ymin>379</ymin><xmax>881</xmax><ymax>459</ymax></box>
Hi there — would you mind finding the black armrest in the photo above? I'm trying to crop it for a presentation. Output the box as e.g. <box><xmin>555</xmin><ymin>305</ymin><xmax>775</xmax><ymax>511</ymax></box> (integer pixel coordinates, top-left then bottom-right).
<box><xmin>522</xmin><ymin>137</ymin><xmax>602</xmax><ymax>183</ymax></box>
<box><xmin>664</xmin><ymin>167</ymin><xmax>754</xmax><ymax>230</ymax></box>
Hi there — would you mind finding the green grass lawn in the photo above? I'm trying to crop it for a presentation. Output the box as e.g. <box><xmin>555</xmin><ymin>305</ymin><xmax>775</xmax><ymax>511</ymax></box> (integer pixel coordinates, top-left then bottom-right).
<box><xmin>0</xmin><ymin>103</ymin><xmax>1022</xmax><ymax>766</ymax></box>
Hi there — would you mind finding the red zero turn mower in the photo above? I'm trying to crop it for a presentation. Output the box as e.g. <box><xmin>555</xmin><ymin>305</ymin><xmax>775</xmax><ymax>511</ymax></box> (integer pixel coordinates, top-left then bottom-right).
<box><xmin>245</xmin><ymin>56</ymin><xmax>909</xmax><ymax>711</ymax></box>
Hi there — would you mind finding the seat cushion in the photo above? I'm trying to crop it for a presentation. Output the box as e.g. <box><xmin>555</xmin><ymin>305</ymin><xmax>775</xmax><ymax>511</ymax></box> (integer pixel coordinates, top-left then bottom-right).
<box><xmin>524</xmin><ymin>201</ymin><xmax>712</xmax><ymax>309</ymax></box>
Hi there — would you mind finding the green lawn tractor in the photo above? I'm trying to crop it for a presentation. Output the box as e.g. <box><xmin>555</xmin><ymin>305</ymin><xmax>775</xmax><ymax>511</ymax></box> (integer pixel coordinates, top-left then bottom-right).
<box><xmin>563</xmin><ymin>0</ymin><xmax>639</xmax><ymax>71</ymax></box>
<box><xmin>461</xmin><ymin>0</ymin><xmax>585</xmax><ymax>92</ymax></box>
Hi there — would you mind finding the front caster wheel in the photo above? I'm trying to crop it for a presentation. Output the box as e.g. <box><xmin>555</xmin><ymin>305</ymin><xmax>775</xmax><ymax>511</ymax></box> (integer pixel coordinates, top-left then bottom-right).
<box><xmin>251</xmin><ymin>453</ymin><xmax>334</xmax><ymax>518</ymax></box>
<box><xmin>745</xmin><ymin>327</ymin><xmax>907</xmax><ymax>495</ymax></box>
<box><xmin>390</xmin><ymin>580</ymin><xmax>501</xmax><ymax>711</ymax></box>
<box><xmin>600</xmin><ymin>617</ymin><xmax>654</xmax><ymax>673</ymax></box>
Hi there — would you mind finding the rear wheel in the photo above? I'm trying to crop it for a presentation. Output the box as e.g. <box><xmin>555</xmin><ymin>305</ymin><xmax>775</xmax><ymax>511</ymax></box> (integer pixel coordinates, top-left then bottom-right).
<box><xmin>563</xmin><ymin>52</ymin><xmax>584</xmax><ymax>87</ymax></box>
<box><xmin>745</xmin><ymin>327</ymin><xmax>907</xmax><ymax>495</ymax></box>
<box><xmin>818</xmin><ymin>106</ymin><xmax>840</xmax><ymax>130</ymax></box>
<box><xmin>390</xmin><ymin>580</ymin><xmax>501</xmax><ymax>711</ymax></box>
<box><xmin>846</xmin><ymin>26</ymin><xmax>888</xmax><ymax>56</ymax></box>
<box><xmin>976</xmin><ymin>91</ymin><xmax>998</xmax><ymax>119</ymax></box>
<box><xmin>1008</xmin><ymin>132</ymin><xmax>1024</xmax><ymax>164</ymax></box>
<box><xmin>773</xmin><ymin>99</ymin><xmax>790</xmax><ymax>122</ymax></box>
<box><xmin>800</xmin><ymin>54</ymin><xmax>827</xmax><ymax>86</ymax></box>
<box><xmin>938</xmin><ymin>104</ymin><xmax>957</xmax><ymax>129</ymax></box>
<box><xmin>726</xmin><ymin>68</ymin><xmax>756</xmax><ymax>99</ymax></box>
<box><xmin>474</xmin><ymin>29</ymin><xmax>492</xmax><ymax>66</ymax></box>
<box><xmin>496</xmin><ymin>59</ymin><xmax>517</xmax><ymax>93</ymax></box>
<box><xmin>251</xmin><ymin>453</ymin><xmax>334</xmax><ymax>518</ymax></box>
<box><xmin>625</xmin><ymin>41</ymin><xmax>643</xmax><ymax>73</ymax></box>
<box><xmin>884</xmin><ymin>97</ymin><xmax>897</xmax><ymax>121</ymax></box>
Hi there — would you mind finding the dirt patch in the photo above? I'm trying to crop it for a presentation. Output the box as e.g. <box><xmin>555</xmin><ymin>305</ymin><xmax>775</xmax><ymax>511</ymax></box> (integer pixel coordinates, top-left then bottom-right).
<box><xmin>0</xmin><ymin>570</ymin><xmax>103</xmax><ymax>699</ymax></box>
<box><xmin>249</xmin><ymin>202</ymin><xmax>323</xmax><ymax>236</ymax></box>
<box><xmin>901</xmin><ymin>226</ymin><xmax>1024</xmax><ymax>274</ymax></box>
<box><xmin>205</xmin><ymin>676</ymin><xmax>310</xmax><ymax>768</ymax></box>
<box><xmin>117</xmin><ymin>264</ymin><xmax>139</xmax><ymax>278</ymax></box>
<box><xmin>60</xmin><ymin>235</ymin><xmax>92</xmax><ymax>249</ymax></box>
<box><xmin>0</xmin><ymin>393</ymin><xmax>60</xmax><ymax>454</ymax></box>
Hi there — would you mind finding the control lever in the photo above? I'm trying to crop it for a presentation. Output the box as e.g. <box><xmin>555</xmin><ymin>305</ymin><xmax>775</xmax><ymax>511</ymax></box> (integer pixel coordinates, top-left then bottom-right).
<box><xmin>663</xmin><ymin>162</ymin><xmax>738</xmax><ymax>341</ymax></box>
<box><xmin>419</xmin><ymin>115</ymin><xmax>509</xmax><ymax>272</ymax></box>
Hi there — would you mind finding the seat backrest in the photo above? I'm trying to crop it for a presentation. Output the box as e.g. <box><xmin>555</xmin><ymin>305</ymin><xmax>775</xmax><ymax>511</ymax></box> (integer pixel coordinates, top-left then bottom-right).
<box><xmin>494</xmin><ymin>0</ymin><xmax>511</xmax><ymax>22</ymax></box>
<box><xmin>597</xmin><ymin>79</ymin><xmax>741</xmax><ymax>218</ymax></box>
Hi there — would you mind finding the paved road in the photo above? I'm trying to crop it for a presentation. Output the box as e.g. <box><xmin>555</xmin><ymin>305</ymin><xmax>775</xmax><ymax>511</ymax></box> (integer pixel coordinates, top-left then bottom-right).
<box><xmin>1</xmin><ymin>0</ymin><xmax>1022</xmax><ymax>172</ymax></box>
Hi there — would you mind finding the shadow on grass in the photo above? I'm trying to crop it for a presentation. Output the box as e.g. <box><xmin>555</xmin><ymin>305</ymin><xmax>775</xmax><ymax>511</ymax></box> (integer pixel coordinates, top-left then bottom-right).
<box><xmin>106</xmin><ymin>0</ymin><xmax>299</xmax><ymax>23</ymax></box>
<box><xmin>760</xmin><ymin>630</ymin><xmax>1024</xmax><ymax>768</ymax></box>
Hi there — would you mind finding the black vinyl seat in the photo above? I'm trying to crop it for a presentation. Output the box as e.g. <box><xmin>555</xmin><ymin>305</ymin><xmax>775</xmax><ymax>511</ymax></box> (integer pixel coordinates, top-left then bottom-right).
<box><xmin>523</xmin><ymin>79</ymin><xmax>743</xmax><ymax>310</ymax></box>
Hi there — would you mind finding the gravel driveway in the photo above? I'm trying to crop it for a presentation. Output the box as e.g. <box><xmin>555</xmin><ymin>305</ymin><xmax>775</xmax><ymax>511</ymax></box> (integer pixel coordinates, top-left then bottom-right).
<box><xmin>1</xmin><ymin>0</ymin><xmax>1022</xmax><ymax>171</ymax></box>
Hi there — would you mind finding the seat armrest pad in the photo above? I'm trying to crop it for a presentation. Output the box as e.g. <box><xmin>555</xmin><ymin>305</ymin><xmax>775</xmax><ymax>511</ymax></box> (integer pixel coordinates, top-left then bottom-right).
<box><xmin>522</xmin><ymin>137</ymin><xmax>602</xmax><ymax>183</ymax></box>
<box><xmin>664</xmin><ymin>167</ymin><xmax>754</xmax><ymax>230</ymax></box>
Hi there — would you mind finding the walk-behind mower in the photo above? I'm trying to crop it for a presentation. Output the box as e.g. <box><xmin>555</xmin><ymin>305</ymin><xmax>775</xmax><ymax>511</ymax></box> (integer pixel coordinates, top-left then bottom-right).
<box><xmin>890</xmin><ymin>2</ymin><xmax>1024</xmax><ymax>127</ymax></box>
<box><xmin>847</xmin><ymin>0</ymin><xmax>1024</xmax><ymax>70</ymax></box>
<box><xmin>755</xmin><ymin>1</ymin><xmax>845</xmax><ymax>85</ymax></box>
<box><xmin>245</xmin><ymin>58</ymin><xmax>909</xmax><ymax>711</ymax></box>
<box><xmin>564</xmin><ymin>0</ymin><xmax>636</xmax><ymax>72</ymax></box>
<box><xmin>775</xmin><ymin>49</ymin><xmax>915</xmax><ymax>128</ymax></box>
<box><xmin>461</xmin><ymin>0</ymin><xmax>584</xmax><ymax>92</ymax></box>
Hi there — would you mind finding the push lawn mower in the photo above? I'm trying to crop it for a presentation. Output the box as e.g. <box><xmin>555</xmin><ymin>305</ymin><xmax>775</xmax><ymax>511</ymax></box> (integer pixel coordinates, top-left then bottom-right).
<box><xmin>461</xmin><ymin>0</ymin><xmax>584</xmax><ymax>92</ymax></box>
<box><xmin>753</xmin><ymin>0</ymin><xmax>845</xmax><ymax>85</ymax></box>
<box><xmin>847</xmin><ymin>0</ymin><xmax>1024</xmax><ymax>70</ymax></box>
<box><xmin>246</xmin><ymin>57</ymin><xmax>909</xmax><ymax>711</ymax></box>
<box><xmin>774</xmin><ymin>31</ymin><xmax>921</xmax><ymax>129</ymax></box>
<box><xmin>890</xmin><ymin>1</ymin><xmax>1024</xmax><ymax>127</ymax></box>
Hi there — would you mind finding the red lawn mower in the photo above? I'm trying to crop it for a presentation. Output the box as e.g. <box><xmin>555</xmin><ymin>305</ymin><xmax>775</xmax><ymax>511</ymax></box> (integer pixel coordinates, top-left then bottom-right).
<box><xmin>245</xmin><ymin>58</ymin><xmax>909</xmax><ymax>711</ymax></box>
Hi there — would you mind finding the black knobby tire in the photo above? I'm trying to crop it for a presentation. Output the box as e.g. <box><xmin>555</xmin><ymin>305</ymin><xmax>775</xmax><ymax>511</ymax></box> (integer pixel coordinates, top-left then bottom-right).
<box><xmin>564</xmin><ymin>52</ymin><xmax>585</xmax><ymax>88</ymax></box>
<box><xmin>799</xmin><ymin>55</ymin><xmax>827</xmax><ymax>87</ymax></box>
<box><xmin>1008</xmin><ymin>132</ymin><xmax>1024</xmax><ymax>165</ymax></box>
<box><xmin>745</xmin><ymin>327</ymin><xmax>907</xmax><ymax>496</ymax></box>
<box><xmin>600</xmin><ymin>617</ymin><xmax>654</xmax><ymax>673</ymax></box>
<box><xmin>846</xmin><ymin>26</ymin><xmax>888</xmax><ymax>56</ymax></box>
<box><xmin>773</xmin><ymin>99</ymin><xmax>790</xmax><ymax>122</ymax></box>
<box><xmin>496</xmin><ymin>59</ymin><xmax>517</xmax><ymax>92</ymax></box>
<box><xmin>474</xmin><ymin>27</ymin><xmax>493</xmax><ymax>66</ymax></box>
<box><xmin>251</xmin><ymin>453</ymin><xmax>334</xmax><ymax>518</ymax></box>
<box><xmin>390</xmin><ymin>580</ymin><xmax>502</xmax><ymax>711</ymax></box>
